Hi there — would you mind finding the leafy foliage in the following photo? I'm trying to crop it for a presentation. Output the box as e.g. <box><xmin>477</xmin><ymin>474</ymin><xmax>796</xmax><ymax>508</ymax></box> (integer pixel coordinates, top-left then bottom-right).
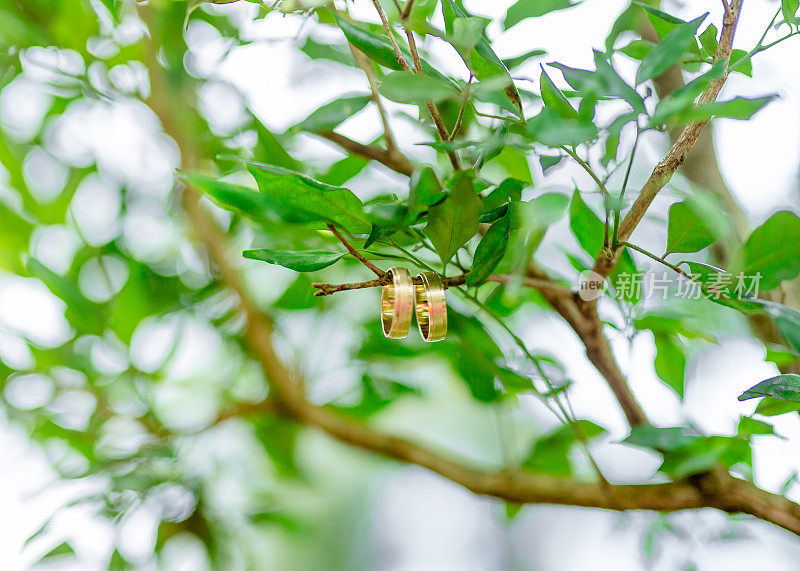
<box><xmin>1</xmin><ymin>0</ymin><xmax>800</xmax><ymax>567</ymax></box>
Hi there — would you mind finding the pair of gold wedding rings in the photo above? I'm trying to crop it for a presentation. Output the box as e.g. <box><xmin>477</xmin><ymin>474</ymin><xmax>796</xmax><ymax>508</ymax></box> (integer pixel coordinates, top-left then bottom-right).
<box><xmin>381</xmin><ymin>267</ymin><xmax>447</xmax><ymax>342</ymax></box>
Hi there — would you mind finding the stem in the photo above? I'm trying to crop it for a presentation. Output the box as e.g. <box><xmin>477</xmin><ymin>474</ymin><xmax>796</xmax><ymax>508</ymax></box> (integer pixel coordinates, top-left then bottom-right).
<box><xmin>619</xmin><ymin>240</ymin><xmax>689</xmax><ymax>278</ymax></box>
<box><xmin>561</xmin><ymin>146</ymin><xmax>611</xmax><ymax>200</ymax></box>
<box><xmin>613</xmin><ymin>127</ymin><xmax>641</xmax><ymax>249</ymax></box>
<box><xmin>327</xmin><ymin>223</ymin><xmax>386</xmax><ymax>277</ymax></box>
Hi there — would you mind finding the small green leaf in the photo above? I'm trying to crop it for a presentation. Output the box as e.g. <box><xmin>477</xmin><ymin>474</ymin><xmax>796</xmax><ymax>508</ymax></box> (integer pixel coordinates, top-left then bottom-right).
<box><xmin>39</xmin><ymin>541</ymin><xmax>76</xmax><ymax>561</ymax></box>
<box><xmin>295</xmin><ymin>94</ymin><xmax>371</xmax><ymax>133</ymax></box>
<box><xmin>654</xmin><ymin>332</ymin><xmax>687</xmax><ymax>398</ymax></box>
<box><xmin>618</xmin><ymin>39</ymin><xmax>653</xmax><ymax>60</ymax></box>
<box><xmin>739</xmin><ymin>374</ymin><xmax>800</xmax><ymax>403</ymax></box>
<box><xmin>636</xmin><ymin>15</ymin><xmax>707</xmax><ymax>84</ymax></box>
<box><xmin>754</xmin><ymin>398</ymin><xmax>800</xmax><ymax>416</ymax></box>
<box><xmin>505</xmin><ymin>0</ymin><xmax>581</xmax><ymax>29</ymax></box>
<box><xmin>522</xmin><ymin>420</ymin><xmax>606</xmax><ymax>476</ymax></box>
<box><xmin>698</xmin><ymin>24</ymin><xmax>718</xmax><ymax>58</ymax></box>
<box><xmin>665</xmin><ymin>202</ymin><xmax>715</xmax><ymax>254</ymax></box>
<box><xmin>624</xmin><ymin>425</ymin><xmax>698</xmax><ymax>451</ymax></box>
<box><xmin>242</xmin><ymin>249</ymin><xmax>345</xmax><ymax>272</ymax></box>
<box><xmin>737</xmin><ymin>416</ymin><xmax>775</xmax><ymax>437</ymax></box>
<box><xmin>379</xmin><ymin>72</ymin><xmax>459</xmax><ymax>105</ymax></box>
<box><xmin>467</xmin><ymin>213</ymin><xmax>510</xmax><ymax>286</ymax></box>
<box><xmin>502</xmin><ymin>49</ymin><xmax>547</xmax><ymax>70</ymax></box>
<box><xmin>246</xmin><ymin>162</ymin><xmax>371</xmax><ymax>234</ymax></box>
<box><xmin>680</xmin><ymin>95</ymin><xmax>774</xmax><ymax>122</ymax></box>
<box><xmin>332</xmin><ymin>12</ymin><xmax>406</xmax><ymax>71</ymax></box>
<box><xmin>539</xmin><ymin>65</ymin><xmax>577</xmax><ymax>119</ymax></box>
<box><xmin>424</xmin><ymin>172</ymin><xmax>482</xmax><ymax>267</ymax></box>
<box><xmin>525</xmin><ymin>107</ymin><xmax>598</xmax><ymax>147</ymax></box>
<box><xmin>783</xmin><ymin>0</ymin><xmax>800</xmax><ymax>25</ymax></box>
<box><xmin>275</xmin><ymin>274</ymin><xmax>321</xmax><ymax>310</ymax></box>
<box><xmin>730</xmin><ymin>211</ymin><xmax>800</xmax><ymax>291</ymax></box>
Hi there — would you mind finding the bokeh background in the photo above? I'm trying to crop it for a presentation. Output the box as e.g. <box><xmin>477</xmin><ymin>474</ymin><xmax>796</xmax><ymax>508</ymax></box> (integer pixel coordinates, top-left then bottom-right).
<box><xmin>2</xmin><ymin>0</ymin><xmax>800</xmax><ymax>569</ymax></box>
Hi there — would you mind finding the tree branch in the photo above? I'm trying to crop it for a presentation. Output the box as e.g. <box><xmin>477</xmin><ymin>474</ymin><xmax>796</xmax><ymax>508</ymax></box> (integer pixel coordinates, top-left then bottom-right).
<box><xmin>142</xmin><ymin>0</ymin><xmax>800</xmax><ymax>542</ymax></box>
<box><xmin>315</xmin><ymin>130</ymin><xmax>415</xmax><ymax>176</ymax></box>
<box><xmin>592</xmin><ymin>0</ymin><xmax>743</xmax><ymax>282</ymax></box>
<box><xmin>311</xmin><ymin>271</ymin><xmax>570</xmax><ymax>297</ymax></box>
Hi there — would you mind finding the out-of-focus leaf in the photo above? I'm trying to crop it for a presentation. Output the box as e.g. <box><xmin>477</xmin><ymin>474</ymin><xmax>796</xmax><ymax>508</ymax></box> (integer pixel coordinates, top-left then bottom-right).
<box><xmin>783</xmin><ymin>0</ymin><xmax>800</xmax><ymax>25</ymax></box>
<box><xmin>442</xmin><ymin>0</ymin><xmax>523</xmax><ymax>116</ymax></box>
<box><xmin>502</xmin><ymin>49</ymin><xmax>547</xmax><ymax>70</ymax></box>
<box><xmin>624</xmin><ymin>425</ymin><xmax>698</xmax><ymax>451</ymax></box>
<box><xmin>505</xmin><ymin>0</ymin><xmax>582</xmax><ymax>29</ymax></box>
<box><xmin>378</xmin><ymin>72</ymin><xmax>459</xmax><ymax>104</ymax></box>
<box><xmin>300</xmin><ymin>36</ymin><xmax>354</xmax><ymax>66</ymax></box>
<box><xmin>522</xmin><ymin>420</ymin><xmax>605</xmax><ymax>476</ymax></box>
<box><xmin>275</xmin><ymin>274</ymin><xmax>321</xmax><ymax>310</ymax></box>
<box><xmin>294</xmin><ymin>94</ymin><xmax>371</xmax><ymax>133</ymax></box>
<box><xmin>539</xmin><ymin>65</ymin><xmax>577</xmax><ymax>119</ymax></box>
<box><xmin>665</xmin><ymin>201</ymin><xmax>715</xmax><ymax>254</ymax></box>
<box><xmin>188</xmin><ymin>173</ymin><xmax>275</xmax><ymax>225</ymax></box>
<box><xmin>636</xmin><ymin>15</ymin><xmax>706</xmax><ymax>84</ymax></box>
<box><xmin>754</xmin><ymin>398</ymin><xmax>800</xmax><ymax>416</ymax></box>
<box><xmin>653</xmin><ymin>332</ymin><xmax>687</xmax><ymax>398</ymax></box>
<box><xmin>739</xmin><ymin>374</ymin><xmax>800</xmax><ymax>403</ymax></box>
<box><xmin>730</xmin><ymin>211</ymin><xmax>800</xmax><ymax>291</ymax></box>
<box><xmin>246</xmin><ymin>162</ymin><xmax>371</xmax><ymax>234</ymax></box>
<box><xmin>650</xmin><ymin>60</ymin><xmax>726</xmax><ymax>125</ymax></box>
<box><xmin>677</xmin><ymin>95</ymin><xmax>774</xmax><ymax>122</ymax></box>
<box><xmin>525</xmin><ymin>107</ymin><xmax>597</xmax><ymax>147</ymax></box>
<box><xmin>737</xmin><ymin>416</ymin><xmax>775</xmax><ymax>438</ymax></box>
<box><xmin>38</xmin><ymin>541</ymin><xmax>76</xmax><ymax>561</ymax></box>
<box><xmin>242</xmin><ymin>249</ymin><xmax>345</xmax><ymax>272</ymax></box>
<box><xmin>424</xmin><ymin>172</ymin><xmax>482</xmax><ymax>267</ymax></box>
<box><xmin>618</xmin><ymin>39</ymin><xmax>653</xmax><ymax>60</ymax></box>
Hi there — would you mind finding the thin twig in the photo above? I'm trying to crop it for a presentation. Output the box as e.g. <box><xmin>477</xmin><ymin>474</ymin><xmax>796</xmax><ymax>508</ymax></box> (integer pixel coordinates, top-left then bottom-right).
<box><xmin>348</xmin><ymin>44</ymin><xmax>399</xmax><ymax>153</ymax></box>
<box><xmin>327</xmin><ymin>223</ymin><xmax>386</xmax><ymax>277</ymax></box>
<box><xmin>312</xmin><ymin>272</ymin><xmax>572</xmax><ymax>297</ymax></box>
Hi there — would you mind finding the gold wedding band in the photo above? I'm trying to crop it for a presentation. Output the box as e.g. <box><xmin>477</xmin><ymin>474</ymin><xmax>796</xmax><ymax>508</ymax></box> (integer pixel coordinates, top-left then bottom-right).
<box><xmin>381</xmin><ymin>267</ymin><xmax>414</xmax><ymax>339</ymax></box>
<box><xmin>414</xmin><ymin>272</ymin><xmax>447</xmax><ymax>342</ymax></box>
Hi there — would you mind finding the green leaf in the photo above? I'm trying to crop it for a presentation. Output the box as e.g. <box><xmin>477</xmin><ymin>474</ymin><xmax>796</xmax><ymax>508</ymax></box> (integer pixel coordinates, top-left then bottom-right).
<box><xmin>39</xmin><ymin>541</ymin><xmax>76</xmax><ymax>561</ymax></box>
<box><xmin>424</xmin><ymin>172</ymin><xmax>482</xmax><ymax>267</ymax></box>
<box><xmin>467</xmin><ymin>213</ymin><xmax>510</xmax><ymax>286</ymax></box>
<box><xmin>783</xmin><ymin>0</ymin><xmax>800</xmax><ymax>25</ymax></box>
<box><xmin>406</xmin><ymin>166</ymin><xmax>445</xmax><ymax>222</ymax></box>
<box><xmin>442</xmin><ymin>0</ymin><xmax>523</xmax><ymax>116</ymax></box>
<box><xmin>539</xmin><ymin>65</ymin><xmax>577</xmax><ymax>119</ymax></box>
<box><xmin>525</xmin><ymin>107</ymin><xmax>598</xmax><ymax>147</ymax></box>
<box><xmin>679</xmin><ymin>95</ymin><xmax>774</xmax><ymax>122</ymax></box>
<box><xmin>650</xmin><ymin>60</ymin><xmax>726</xmax><ymax>125</ymax></box>
<box><xmin>505</xmin><ymin>0</ymin><xmax>581</xmax><ymax>29</ymax></box>
<box><xmin>300</xmin><ymin>36</ymin><xmax>354</xmax><ymax>67</ymax></box>
<box><xmin>274</xmin><ymin>274</ymin><xmax>321</xmax><ymax>310</ymax></box>
<box><xmin>624</xmin><ymin>425</ymin><xmax>698</xmax><ymax>451</ymax></box>
<box><xmin>729</xmin><ymin>48</ymin><xmax>752</xmax><ymax>77</ymax></box>
<box><xmin>483</xmin><ymin>178</ymin><xmax>527</xmax><ymax>211</ymax></box>
<box><xmin>502</xmin><ymin>49</ymin><xmax>547</xmax><ymax>70</ymax></box>
<box><xmin>737</xmin><ymin>416</ymin><xmax>775</xmax><ymax>437</ymax></box>
<box><xmin>246</xmin><ymin>162</ymin><xmax>371</xmax><ymax>234</ymax></box>
<box><xmin>522</xmin><ymin>420</ymin><xmax>606</xmax><ymax>476</ymax></box>
<box><xmin>739</xmin><ymin>374</ymin><xmax>800</xmax><ymax>403</ymax></box>
<box><xmin>294</xmin><ymin>94</ymin><xmax>371</xmax><ymax>133</ymax></box>
<box><xmin>618</xmin><ymin>39</ymin><xmax>653</xmax><ymax>60</ymax></box>
<box><xmin>654</xmin><ymin>332</ymin><xmax>687</xmax><ymax>398</ymax></box>
<box><xmin>188</xmin><ymin>173</ymin><xmax>275</xmax><ymax>225</ymax></box>
<box><xmin>665</xmin><ymin>202</ymin><xmax>715</xmax><ymax>254</ymax></box>
<box><xmin>636</xmin><ymin>15</ymin><xmax>707</xmax><ymax>84</ymax></box>
<box><xmin>242</xmin><ymin>249</ymin><xmax>345</xmax><ymax>272</ymax></box>
<box><xmin>730</xmin><ymin>211</ymin><xmax>800</xmax><ymax>291</ymax></box>
<box><xmin>698</xmin><ymin>24</ymin><xmax>718</xmax><ymax>58</ymax></box>
<box><xmin>332</xmin><ymin>12</ymin><xmax>406</xmax><ymax>71</ymax></box>
<box><xmin>634</xmin><ymin>2</ymin><xmax>687</xmax><ymax>39</ymax></box>
<box><xmin>660</xmin><ymin>436</ymin><xmax>750</xmax><ymax>478</ymax></box>
<box><xmin>378</xmin><ymin>72</ymin><xmax>459</xmax><ymax>105</ymax></box>
<box><xmin>754</xmin><ymin>398</ymin><xmax>800</xmax><ymax>416</ymax></box>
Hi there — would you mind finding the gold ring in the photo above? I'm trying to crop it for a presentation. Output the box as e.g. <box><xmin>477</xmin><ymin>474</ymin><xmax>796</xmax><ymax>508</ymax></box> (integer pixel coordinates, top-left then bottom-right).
<box><xmin>381</xmin><ymin>267</ymin><xmax>414</xmax><ymax>339</ymax></box>
<box><xmin>414</xmin><ymin>272</ymin><xmax>447</xmax><ymax>342</ymax></box>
